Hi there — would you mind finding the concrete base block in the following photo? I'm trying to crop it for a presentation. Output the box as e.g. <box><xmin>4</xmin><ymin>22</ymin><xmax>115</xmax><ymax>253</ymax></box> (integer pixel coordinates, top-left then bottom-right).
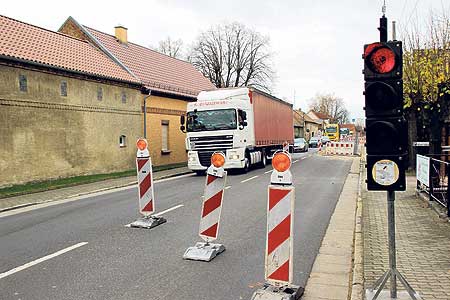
<box><xmin>183</xmin><ymin>242</ymin><xmax>225</xmax><ymax>262</ymax></box>
<box><xmin>250</xmin><ymin>283</ymin><xmax>304</xmax><ymax>300</ymax></box>
<box><xmin>130</xmin><ymin>216</ymin><xmax>166</xmax><ymax>229</ymax></box>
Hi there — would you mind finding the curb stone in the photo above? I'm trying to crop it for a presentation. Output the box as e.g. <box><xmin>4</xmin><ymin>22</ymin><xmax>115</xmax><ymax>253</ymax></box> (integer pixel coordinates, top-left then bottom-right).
<box><xmin>350</xmin><ymin>157</ymin><xmax>364</xmax><ymax>300</ymax></box>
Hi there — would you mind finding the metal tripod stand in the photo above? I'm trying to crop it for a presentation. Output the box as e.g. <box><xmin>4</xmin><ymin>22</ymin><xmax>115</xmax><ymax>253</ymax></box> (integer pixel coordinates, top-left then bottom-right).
<box><xmin>368</xmin><ymin>191</ymin><xmax>421</xmax><ymax>300</ymax></box>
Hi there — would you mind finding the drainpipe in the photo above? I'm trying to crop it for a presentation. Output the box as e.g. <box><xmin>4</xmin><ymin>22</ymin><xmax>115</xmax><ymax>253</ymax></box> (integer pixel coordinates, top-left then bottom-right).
<box><xmin>143</xmin><ymin>90</ymin><xmax>152</xmax><ymax>139</ymax></box>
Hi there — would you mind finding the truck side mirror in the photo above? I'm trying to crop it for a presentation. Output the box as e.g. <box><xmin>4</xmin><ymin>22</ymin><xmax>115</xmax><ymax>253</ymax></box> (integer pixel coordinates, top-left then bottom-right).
<box><xmin>238</xmin><ymin>110</ymin><xmax>248</xmax><ymax>130</ymax></box>
<box><xmin>180</xmin><ymin>115</ymin><xmax>186</xmax><ymax>132</ymax></box>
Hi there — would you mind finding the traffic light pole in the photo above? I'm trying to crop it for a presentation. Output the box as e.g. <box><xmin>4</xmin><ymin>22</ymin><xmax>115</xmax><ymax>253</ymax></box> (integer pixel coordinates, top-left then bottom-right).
<box><xmin>387</xmin><ymin>191</ymin><xmax>397</xmax><ymax>298</ymax></box>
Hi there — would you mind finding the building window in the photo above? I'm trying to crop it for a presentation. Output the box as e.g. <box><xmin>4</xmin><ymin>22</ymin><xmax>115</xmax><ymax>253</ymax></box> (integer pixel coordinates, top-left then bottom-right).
<box><xmin>119</xmin><ymin>135</ymin><xmax>127</xmax><ymax>147</ymax></box>
<box><xmin>121</xmin><ymin>91</ymin><xmax>127</xmax><ymax>103</ymax></box>
<box><xmin>60</xmin><ymin>81</ymin><xmax>67</xmax><ymax>97</ymax></box>
<box><xmin>161</xmin><ymin>120</ymin><xmax>170</xmax><ymax>153</ymax></box>
<box><xmin>97</xmin><ymin>87</ymin><xmax>103</xmax><ymax>101</ymax></box>
<box><xmin>19</xmin><ymin>74</ymin><xmax>27</xmax><ymax>92</ymax></box>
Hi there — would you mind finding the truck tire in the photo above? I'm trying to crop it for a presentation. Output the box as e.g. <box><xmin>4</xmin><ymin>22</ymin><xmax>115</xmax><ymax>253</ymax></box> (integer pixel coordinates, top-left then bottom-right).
<box><xmin>259</xmin><ymin>150</ymin><xmax>267</xmax><ymax>168</ymax></box>
<box><xmin>195</xmin><ymin>170</ymin><xmax>206</xmax><ymax>176</ymax></box>
<box><xmin>243</xmin><ymin>153</ymin><xmax>251</xmax><ymax>173</ymax></box>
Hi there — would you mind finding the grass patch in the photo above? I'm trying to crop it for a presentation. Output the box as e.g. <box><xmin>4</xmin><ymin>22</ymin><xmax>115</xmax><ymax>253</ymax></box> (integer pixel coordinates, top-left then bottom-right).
<box><xmin>0</xmin><ymin>162</ymin><xmax>187</xmax><ymax>199</ymax></box>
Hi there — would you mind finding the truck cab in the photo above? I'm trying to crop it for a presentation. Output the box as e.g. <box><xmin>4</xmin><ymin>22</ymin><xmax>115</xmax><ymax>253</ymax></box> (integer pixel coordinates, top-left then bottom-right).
<box><xmin>182</xmin><ymin>88</ymin><xmax>255</xmax><ymax>173</ymax></box>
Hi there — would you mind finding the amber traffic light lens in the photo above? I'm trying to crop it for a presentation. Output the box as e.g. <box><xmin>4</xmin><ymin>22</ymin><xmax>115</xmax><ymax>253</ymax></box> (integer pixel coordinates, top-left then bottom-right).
<box><xmin>136</xmin><ymin>139</ymin><xmax>148</xmax><ymax>151</ymax></box>
<box><xmin>211</xmin><ymin>152</ymin><xmax>225</xmax><ymax>168</ymax></box>
<box><xmin>367</xmin><ymin>47</ymin><xmax>396</xmax><ymax>74</ymax></box>
<box><xmin>272</xmin><ymin>152</ymin><xmax>291</xmax><ymax>172</ymax></box>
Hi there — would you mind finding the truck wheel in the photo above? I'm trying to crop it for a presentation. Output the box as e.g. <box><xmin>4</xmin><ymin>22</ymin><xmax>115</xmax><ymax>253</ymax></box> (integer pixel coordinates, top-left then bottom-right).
<box><xmin>243</xmin><ymin>154</ymin><xmax>251</xmax><ymax>173</ymax></box>
<box><xmin>259</xmin><ymin>151</ymin><xmax>267</xmax><ymax>168</ymax></box>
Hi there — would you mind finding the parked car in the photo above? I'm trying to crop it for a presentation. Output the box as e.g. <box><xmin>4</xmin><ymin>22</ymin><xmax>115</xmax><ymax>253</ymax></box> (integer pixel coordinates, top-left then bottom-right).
<box><xmin>309</xmin><ymin>136</ymin><xmax>320</xmax><ymax>148</ymax></box>
<box><xmin>321</xmin><ymin>136</ymin><xmax>331</xmax><ymax>145</ymax></box>
<box><xmin>292</xmin><ymin>138</ymin><xmax>308</xmax><ymax>152</ymax></box>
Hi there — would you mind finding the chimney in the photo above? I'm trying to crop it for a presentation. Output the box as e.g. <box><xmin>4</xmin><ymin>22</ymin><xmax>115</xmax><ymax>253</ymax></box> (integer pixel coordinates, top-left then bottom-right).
<box><xmin>114</xmin><ymin>25</ymin><xmax>127</xmax><ymax>44</ymax></box>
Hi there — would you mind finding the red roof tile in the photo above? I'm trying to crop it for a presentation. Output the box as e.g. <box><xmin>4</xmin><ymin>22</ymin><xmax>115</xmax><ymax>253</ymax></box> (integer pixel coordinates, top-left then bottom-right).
<box><xmin>84</xmin><ymin>26</ymin><xmax>216</xmax><ymax>98</ymax></box>
<box><xmin>0</xmin><ymin>15</ymin><xmax>139</xmax><ymax>84</ymax></box>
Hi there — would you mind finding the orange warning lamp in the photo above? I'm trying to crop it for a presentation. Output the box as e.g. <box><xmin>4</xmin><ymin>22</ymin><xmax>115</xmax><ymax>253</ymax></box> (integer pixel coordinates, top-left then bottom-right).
<box><xmin>272</xmin><ymin>152</ymin><xmax>291</xmax><ymax>172</ymax></box>
<box><xmin>136</xmin><ymin>138</ymin><xmax>148</xmax><ymax>151</ymax></box>
<box><xmin>211</xmin><ymin>152</ymin><xmax>226</xmax><ymax>168</ymax></box>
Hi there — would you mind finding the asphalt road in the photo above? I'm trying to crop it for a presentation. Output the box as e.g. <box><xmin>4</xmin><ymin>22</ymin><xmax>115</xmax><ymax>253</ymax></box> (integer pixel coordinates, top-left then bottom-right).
<box><xmin>0</xmin><ymin>150</ymin><xmax>352</xmax><ymax>300</ymax></box>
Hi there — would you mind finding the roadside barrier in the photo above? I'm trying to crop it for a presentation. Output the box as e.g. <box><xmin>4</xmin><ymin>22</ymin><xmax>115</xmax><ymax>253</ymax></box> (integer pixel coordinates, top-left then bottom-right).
<box><xmin>183</xmin><ymin>152</ymin><xmax>227</xmax><ymax>262</ymax></box>
<box><xmin>325</xmin><ymin>142</ymin><xmax>354</xmax><ymax>156</ymax></box>
<box><xmin>251</xmin><ymin>151</ymin><xmax>304</xmax><ymax>300</ymax></box>
<box><xmin>130</xmin><ymin>138</ymin><xmax>166</xmax><ymax>229</ymax></box>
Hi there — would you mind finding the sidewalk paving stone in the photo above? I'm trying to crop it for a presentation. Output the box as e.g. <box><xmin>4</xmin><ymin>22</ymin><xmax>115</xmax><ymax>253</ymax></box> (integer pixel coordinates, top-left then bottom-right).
<box><xmin>363</xmin><ymin>170</ymin><xmax>450</xmax><ymax>299</ymax></box>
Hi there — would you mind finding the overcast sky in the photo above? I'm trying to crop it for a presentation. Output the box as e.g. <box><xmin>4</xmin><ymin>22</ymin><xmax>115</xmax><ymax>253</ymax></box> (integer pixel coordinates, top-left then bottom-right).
<box><xmin>3</xmin><ymin>0</ymin><xmax>449</xmax><ymax>120</ymax></box>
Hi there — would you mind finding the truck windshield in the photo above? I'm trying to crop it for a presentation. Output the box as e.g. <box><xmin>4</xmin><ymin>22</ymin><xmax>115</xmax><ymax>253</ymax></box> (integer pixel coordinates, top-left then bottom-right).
<box><xmin>326</xmin><ymin>127</ymin><xmax>337</xmax><ymax>133</ymax></box>
<box><xmin>187</xmin><ymin>109</ymin><xmax>237</xmax><ymax>132</ymax></box>
<box><xmin>340</xmin><ymin>128</ymin><xmax>349</xmax><ymax>135</ymax></box>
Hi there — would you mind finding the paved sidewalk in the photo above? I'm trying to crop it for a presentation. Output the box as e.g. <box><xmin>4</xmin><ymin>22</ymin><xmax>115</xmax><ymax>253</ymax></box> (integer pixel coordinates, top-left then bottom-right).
<box><xmin>0</xmin><ymin>166</ymin><xmax>192</xmax><ymax>212</ymax></box>
<box><xmin>302</xmin><ymin>156</ymin><xmax>360</xmax><ymax>300</ymax></box>
<box><xmin>363</xmin><ymin>172</ymin><xmax>450</xmax><ymax>299</ymax></box>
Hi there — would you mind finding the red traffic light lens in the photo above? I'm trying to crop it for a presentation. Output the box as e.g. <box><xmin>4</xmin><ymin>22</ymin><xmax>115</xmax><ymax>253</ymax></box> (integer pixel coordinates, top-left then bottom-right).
<box><xmin>367</xmin><ymin>46</ymin><xmax>396</xmax><ymax>74</ymax></box>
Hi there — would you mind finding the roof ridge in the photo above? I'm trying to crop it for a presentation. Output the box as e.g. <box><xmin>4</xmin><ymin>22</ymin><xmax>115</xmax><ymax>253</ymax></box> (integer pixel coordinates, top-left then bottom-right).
<box><xmin>0</xmin><ymin>14</ymin><xmax>89</xmax><ymax>44</ymax></box>
<box><xmin>84</xmin><ymin>25</ymin><xmax>192</xmax><ymax>65</ymax></box>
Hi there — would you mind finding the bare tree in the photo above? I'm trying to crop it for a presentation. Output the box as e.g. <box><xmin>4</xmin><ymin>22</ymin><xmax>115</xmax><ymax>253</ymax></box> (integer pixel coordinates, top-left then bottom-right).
<box><xmin>189</xmin><ymin>22</ymin><xmax>274</xmax><ymax>92</ymax></box>
<box><xmin>308</xmin><ymin>93</ymin><xmax>350</xmax><ymax>124</ymax></box>
<box><xmin>157</xmin><ymin>37</ymin><xmax>184</xmax><ymax>59</ymax></box>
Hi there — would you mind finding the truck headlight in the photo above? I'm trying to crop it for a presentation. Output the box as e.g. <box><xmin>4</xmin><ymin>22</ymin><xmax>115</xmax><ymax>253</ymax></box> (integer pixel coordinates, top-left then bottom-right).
<box><xmin>188</xmin><ymin>152</ymin><xmax>197</xmax><ymax>162</ymax></box>
<box><xmin>227</xmin><ymin>150</ymin><xmax>240</xmax><ymax>160</ymax></box>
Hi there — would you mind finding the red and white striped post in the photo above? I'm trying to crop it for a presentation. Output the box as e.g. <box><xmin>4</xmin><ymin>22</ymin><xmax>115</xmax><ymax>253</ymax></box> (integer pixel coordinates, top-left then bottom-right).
<box><xmin>183</xmin><ymin>152</ymin><xmax>227</xmax><ymax>262</ymax></box>
<box><xmin>251</xmin><ymin>151</ymin><xmax>304</xmax><ymax>299</ymax></box>
<box><xmin>130</xmin><ymin>138</ymin><xmax>166</xmax><ymax>229</ymax></box>
<box><xmin>199</xmin><ymin>173</ymin><xmax>225</xmax><ymax>241</ymax></box>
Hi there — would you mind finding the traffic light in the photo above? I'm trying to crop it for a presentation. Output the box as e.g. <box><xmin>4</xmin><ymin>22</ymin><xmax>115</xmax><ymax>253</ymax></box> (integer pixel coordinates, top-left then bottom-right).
<box><xmin>363</xmin><ymin>41</ymin><xmax>407</xmax><ymax>191</ymax></box>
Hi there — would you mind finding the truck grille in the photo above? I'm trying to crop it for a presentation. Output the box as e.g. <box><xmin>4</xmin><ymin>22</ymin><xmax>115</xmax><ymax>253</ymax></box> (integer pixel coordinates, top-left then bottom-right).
<box><xmin>190</xmin><ymin>135</ymin><xmax>233</xmax><ymax>151</ymax></box>
<box><xmin>198</xmin><ymin>151</ymin><xmax>219</xmax><ymax>167</ymax></box>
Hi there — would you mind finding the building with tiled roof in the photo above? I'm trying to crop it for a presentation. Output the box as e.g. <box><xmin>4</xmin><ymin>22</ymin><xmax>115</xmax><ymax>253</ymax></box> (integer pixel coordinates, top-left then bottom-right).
<box><xmin>293</xmin><ymin>110</ymin><xmax>321</xmax><ymax>141</ymax></box>
<box><xmin>59</xmin><ymin>16</ymin><xmax>215</xmax><ymax>99</ymax></box>
<box><xmin>60</xmin><ymin>17</ymin><xmax>216</xmax><ymax>166</ymax></box>
<box><xmin>0</xmin><ymin>15</ymin><xmax>139</xmax><ymax>85</ymax></box>
<box><xmin>0</xmin><ymin>15</ymin><xmax>143</xmax><ymax>187</ymax></box>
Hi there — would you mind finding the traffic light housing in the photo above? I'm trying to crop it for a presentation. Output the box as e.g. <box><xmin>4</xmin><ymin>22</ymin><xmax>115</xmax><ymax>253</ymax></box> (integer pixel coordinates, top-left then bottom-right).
<box><xmin>363</xmin><ymin>41</ymin><xmax>407</xmax><ymax>191</ymax></box>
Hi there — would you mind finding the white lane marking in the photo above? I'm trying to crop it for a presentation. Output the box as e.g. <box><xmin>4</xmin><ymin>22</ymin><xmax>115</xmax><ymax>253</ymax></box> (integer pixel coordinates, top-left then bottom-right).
<box><xmin>293</xmin><ymin>160</ymin><xmax>299</xmax><ymax>163</ymax></box>
<box><xmin>264</xmin><ymin>170</ymin><xmax>273</xmax><ymax>174</ymax></box>
<box><xmin>225</xmin><ymin>186</ymin><xmax>232</xmax><ymax>190</ymax></box>
<box><xmin>241</xmin><ymin>175</ymin><xmax>259</xmax><ymax>183</ymax></box>
<box><xmin>0</xmin><ymin>242</ymin><xmax>88</xmax><ymax>280</ymax></box>
<box><xmin>301</xmin><ymin>157</ymin><xmax>307</xmax><ymax>160</ymax></box>
<box><xmin>154</xmin><ymin>204</ymin><xmax>184</xmax><ymax>217</ymax></box>
<box><xmin>0</xmin><ymin>173</ymin><xmax>195</xmax><ymax>218</ymax></box>
<box><xmin>125</xmin><ymin>204</ymin><xmax>184</xmax><ymax>227</ymax></box>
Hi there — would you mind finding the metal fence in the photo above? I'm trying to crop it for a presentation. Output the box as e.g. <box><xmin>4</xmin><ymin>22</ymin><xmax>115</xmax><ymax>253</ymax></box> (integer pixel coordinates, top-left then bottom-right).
<box><xmin>417</xmin><ymin>154</ymin><xmax>450</xmax><ymax>217</ymax></box>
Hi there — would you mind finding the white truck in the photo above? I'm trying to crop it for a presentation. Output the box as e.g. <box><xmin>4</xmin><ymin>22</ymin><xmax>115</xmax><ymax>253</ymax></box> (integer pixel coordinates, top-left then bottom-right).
<box><xmin>180</xmin><ymin>87</ymin><xmax>294</xmax><ymax>174</ymax></box>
